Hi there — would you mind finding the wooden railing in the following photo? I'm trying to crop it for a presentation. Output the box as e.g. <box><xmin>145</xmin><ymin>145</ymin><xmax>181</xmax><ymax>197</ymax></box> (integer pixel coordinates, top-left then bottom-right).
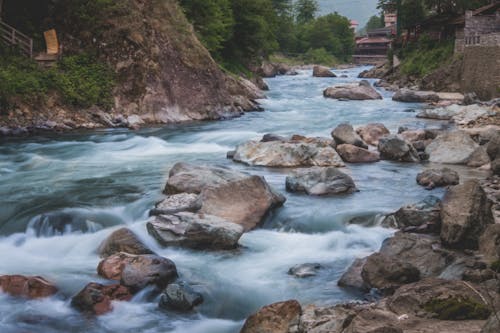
<box><xmin>0</xmin><ymin>20</ymin><xmax>33</xmax><ymax>58</ymax></box>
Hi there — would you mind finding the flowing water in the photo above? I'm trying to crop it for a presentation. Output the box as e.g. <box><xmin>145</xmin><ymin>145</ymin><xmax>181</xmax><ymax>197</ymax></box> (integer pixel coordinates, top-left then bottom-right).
<box><xmin>0</xmin><ymin>67</ymin><xmax>461</xmax><ymax>332</ymax></box>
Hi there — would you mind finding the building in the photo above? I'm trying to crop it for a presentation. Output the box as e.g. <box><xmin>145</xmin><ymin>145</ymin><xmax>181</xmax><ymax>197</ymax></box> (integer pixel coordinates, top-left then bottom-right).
<box><xmin>350</xmin><ymin>20</ymin><xmax>359</xmax><ymax>32</ymax></box>
<box><xmin>353</xmin><ymin>27</ymin><xmax>393</xmax><ymax>65</ymax></box>
<box><xmin>384</xmin><ymin>11</ymin><xmax>397</xmax><ymax>28</ymax></box>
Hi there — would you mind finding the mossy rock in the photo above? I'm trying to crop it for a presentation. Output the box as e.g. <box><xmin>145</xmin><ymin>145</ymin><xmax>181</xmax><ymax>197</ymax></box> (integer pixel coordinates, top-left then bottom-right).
<box><xmin>490</xmin><ymin>260</ymin><xmax>500</xmax><ymax>272</ymax></box>
<box><xmin>423</xmin><ymin>297</ymin><xmax>491</xmax><ymax>320</ymax></box>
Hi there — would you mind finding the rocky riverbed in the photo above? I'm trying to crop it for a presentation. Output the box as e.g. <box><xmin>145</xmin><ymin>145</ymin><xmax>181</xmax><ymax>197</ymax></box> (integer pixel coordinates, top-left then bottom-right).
<box><xmin>1</xmin><ymin>66</ymin><xmax>499</xmax><ymax>333</ymax></box>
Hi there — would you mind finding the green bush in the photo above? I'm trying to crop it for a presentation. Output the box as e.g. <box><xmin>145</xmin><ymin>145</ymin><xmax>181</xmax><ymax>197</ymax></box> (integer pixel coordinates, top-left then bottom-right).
<box><xmin>423</xmin><ymin>297</ymin><xmax>491</xmax><ymax>320</ymax></box>
<box><xmin>399</xmin><ymin>36</ymin><xmax>454</xmax><ymax>77</ymax></box>
<box><xmin>302</xmin><ymin>48</ymin><xmax>337</xmax><ymax>66</ymax></box>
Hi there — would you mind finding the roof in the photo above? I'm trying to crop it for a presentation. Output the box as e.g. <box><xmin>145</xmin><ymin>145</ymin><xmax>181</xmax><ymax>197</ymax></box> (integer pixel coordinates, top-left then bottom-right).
<box><xmin>356</xmin><ymin>37</ymin><xmax>391</xmax><ymax>45</ymax></box>
<box><xmin>472</xmin><ymin>2</ymin><xmax>500</xmax><ymax>16</ymax></box>
<box><xmin>350</xmin><ymin>20</ymin><xmax>359</xmax><ymax>26</ymax></box>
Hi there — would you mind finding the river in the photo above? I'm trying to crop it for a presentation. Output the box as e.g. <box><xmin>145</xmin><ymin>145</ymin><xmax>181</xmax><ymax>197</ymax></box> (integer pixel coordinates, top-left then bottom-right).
<box><xmin>0</xmin><ymin>66</ymin><xmax>451</xmax><ymax>332</ymax></box>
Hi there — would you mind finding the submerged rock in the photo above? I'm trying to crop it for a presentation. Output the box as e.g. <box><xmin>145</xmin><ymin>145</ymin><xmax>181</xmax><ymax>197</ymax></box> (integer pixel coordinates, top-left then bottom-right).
<box><xmin>240</xmin><ymin>300</ymin><xmax>302</xmax><ymax>333</ymax></box>
<box><xmin>440</xmin><ymin>180</ymin><xmax>494</xmax><ymax>249</ymax></box>
<box><xmin>198</xmin><ymin>175</ymin><xmax>286</xmax><ymax>231</ymax></box>
<box><xmin>0</xmin><ymin>275</ymin><xmax>58</xmax><ymax>299</ymax></box>
<box><xmin>159</xmin><ymin>282</ymin><xmax>203</xmax><ymax>312</ymax></box>
<box><xmin>323</xmin><ymin>81</ymin><xmax>382</xmax><ymax>100</ymax></box>
<box><xmin>164</xmin><ymin>162</ymin><xmax>247</xmax><ymax>195</ymax></box>
<box><xmin>331</xmin><ymin>123</ymin><xmax>368</xmax><ymax>148</ymax></box>
<box><xmin>285</xmin><ymin>167</ymin><xmax>357</xmax><ymax>196</ymax></box>
<box><xmin>97</xmin><ymin>252</ymin><xmax>178</xmax><ymax>291</ymax></box>
<box><xmin>98</xmin><ymin>228</ymin><xmax>154</xmax><ymax>258</ymax></box>
<box><xmin>425</xmin><ymin>131</ymin><xmax>479</xmax><ymax>164</ymax></box>
<box><xmin>71</xmin><ymin>283</ymin><xmax>132</xmax><ymax>315</ymax></box>
<box><xmin>313</xmin><ymin>65</ymin><xmax>336</xmax><ymax>77</ymax></box>
<box><xmin>336</xmin><ymin>144</ymin><xmax>380</xmax><ymax>163</ymax></box>
<box><xmin>147</xmin><ymin>212</ymin><xmax>244</xmax><ymax>250</ymax></box>
<box><xmin>416</xmin><ymin>168</ymin><xmax>460</xmax><ymax>189</ymax></box>
<box><xmin>288</xmin><ymin>263</ymin><xmax>322</xmax><ymax>278</ymax></box>
<box><xmin>378</xmin><ymin>135</ymin><xmax>420</xmax><ymax>162</ymax></box>
<box><xmin>392</xmin><ymin>89</ymin><xmax>440</xmax><ymax>103</ymax></box>
<box><xmin>232</xmin><ymin>139</ymin><xmax>344</xmax><ymax>168</ymax></box>
<box><xmin>356</xmin><ymin>123</ymin><xmax>390</xmax><ymax>146</ymax></box>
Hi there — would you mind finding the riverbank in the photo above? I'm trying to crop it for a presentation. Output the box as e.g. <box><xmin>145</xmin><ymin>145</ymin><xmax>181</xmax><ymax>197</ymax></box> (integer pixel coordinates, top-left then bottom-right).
<box><xmin>1</xmin><ymin>66</ymin><xmax>499</xmax><ymax>333</ymax></box>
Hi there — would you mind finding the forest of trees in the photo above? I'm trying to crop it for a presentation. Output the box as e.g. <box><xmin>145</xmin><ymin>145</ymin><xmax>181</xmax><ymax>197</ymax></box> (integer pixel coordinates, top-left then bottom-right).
<box><xmin>179</xmin><ymin>0</ymin><xmax>355</xmax><ymax>69</ymax></box>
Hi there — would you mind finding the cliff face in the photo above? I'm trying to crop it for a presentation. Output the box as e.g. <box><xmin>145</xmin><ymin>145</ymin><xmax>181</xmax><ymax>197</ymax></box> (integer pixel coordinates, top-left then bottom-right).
<box><xmin>0</xmin><ymin>0</ymin><xmax>260</xmax><ymax>131</ymax></box>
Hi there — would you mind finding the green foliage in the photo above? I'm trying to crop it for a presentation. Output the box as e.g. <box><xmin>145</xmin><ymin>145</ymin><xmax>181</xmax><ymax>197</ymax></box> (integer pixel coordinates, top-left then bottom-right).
<box><xmin>179</xmin><ymin>0</ymin><xmax>234</xmax><ymax>55</ymax></box>
<box><xmin>295</xmin><ymin>0</ymin><xmax>319</xmax><ymax>24</ymax></box>
<box><xmin>399</xmin><ymin>36</ymin><xmax>454</xmax><ymax>77</ymax></box>
<box><xmin>365</xmin><ymin>15</ymin><xmax>384</xmax><ymax>31</ymax></box>
<box><xmin>423</xmin><ymin>297</ymin><xmax>491</xmax><ymax>320</ymax></box>
<box><xmin>491</xmin><ymin>260</ymin><xmax>500</xmax><ymax>272</ymax></box>
<box><xmin>50</xmin><ymin>54</ymin><xmax>115</xmax><ymax>109</ymax></box>
<box><xmin>0</xmin><ymin>49</ymin><xmax>114</xmax><ymax>110</ymax></box>
<box><xmin>302</xmin><ymin>48</ymin><xmax>337</xmax><ymax>66</ymax></box>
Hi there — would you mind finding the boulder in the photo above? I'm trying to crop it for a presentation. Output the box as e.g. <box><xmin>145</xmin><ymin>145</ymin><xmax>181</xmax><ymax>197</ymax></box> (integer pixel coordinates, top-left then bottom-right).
<box><xmin>313</xmin><ymin>65</ymin><xmax>336</xmax><ymax>77</ymax></box>
<box><xmin>441</xmin><ymin>180</ymin><xmax>494</xmax><ymax>249</ymax></box>
<box><xmin>285</xmin><ymin>167</ymin><xmax>357</xmax><ymax>196</ymax></box>
<box><xmin>288</xmin><ymin>263</ymin><xmax>322</xmax><ymax>278</ymax></box>
<box><xmin>486</xmin><ymin>131</ymin><xmax>500</xmax><ymax>160</ymax></box>
<box><xmin>338</xmin><ymin>258</ymin><xmax>369</xmax><ymax>292</ymax></box>
<box><xmin>198</xmin><ymin>175</ymin><xmax>286</xmax><ymax>230</ymax></box>
<box><xmin>378</xmin><ymin>135</ymin><xmax>420</xmax><ymax>162</ymax></box>
<box><xmin>482</xmin><ymin>312</ymin><xmax>500</xmax><ymax>333</ymax></box>
<box><xmin>356</xmin><ymin>123</ymin><xmax>390</xmax><ymax>146</ymax></box>
<box><xmin>336</xmin><ymin>144</ymin><xmax>380</xmax><ymax>163</ymax></box>
<box><xmin>299</xmin><ymin>305</ymin><xmax>356</xmax><ymax>333</ymax></box>
<box><xmin>416</xmin><ymin>168</ymin><xmax>459</xmax><ymax>189</ymax></box>
<box><xmin>259</xmin><ymin>62</ymin><xmax>278</xmax><ymax>78</ymax></box>
<box><xmin>399</xmin><ymin>130</ymin><xmax>427</xmax><ymax>143</ymax></box>
<box><xmin>164</xmin><ymin>162</ymin><xmax>247</xmax><ymax>194</ymax></box>
<box><xmin>361</xmin><ymin>233</ymin><xmax>450</xmax><ymax>293</ymax></box>
<box><xmin>71</xmin><ymin>283</ymin><xmax>133</xmax><ymax>315</ymax></box>
<box><xmin>425</xmin><ymin>131</ymin><xmax>479</xmax><ymax>164</ymax></box>
<box><xmin>392</xmin><ymin>89</ymin><xmax>440</xmax><ymax>103</ymax></box>
<box><xmin>479</xmin><ymin>224</ymin><xmax>500</xmax><ymax>261</ymax></box>
<box><xmin>150</xmin><ymin>193</ymin><xmax>200</xmax><ymax>216</ymax></box>
<box><xmin>492</xmin><ymin>157</ymin><xmax>500</xmax><ymax>176</ymax></box>
<box><xmin>98</xmin><ymin>228</ymin><xmax>153</xmax><ymax>258</ymax></box>
<box><xmin>323</xmin><ymin>82</ymin><xmax>382</xmax><ymax>100</ymax></box>
<box><xmin>0</xmin><ymin>275</ymin><xmax>57</xmax><ymax>299</ymax></box>
<box><xmin>467</xmin><ymin>146</ymin><xmax>491</xmax><ymax>168</ymax></box>
<box><xmin>417</xmin><ymin>106</ymin><xmax>461</xmax><ymax>120</ymax></box>
<box><xmin>382</xmin><ymin>196</ymin><xmax>441</xmax><ymax>232</ymax></box>
<box><xmin>240</xmin><ymin>300</ymin><xmax>302</xmax><ymax>333</ymax></box>
<box><xmin>331</xmin><ymin>124</ymin><xmax>368</xmax><ymax>148</ymax></box>
<box><xmin>261</xmin><ymin>133</ymin><xmax>287</xmax><ymax>142</ymax></box>
<box><xmin>147</xmin><ymin>212</ymin><xmax>244</xmax><ymax>250</ymax></box>
<box><xmin>97</xmin><ymin>252</ymin><xmax>178</xmax><ymax>291</ymax></box>
<box><xmin>232</xmin><ymin>140</ymin><xmax>344</xmax><ymax>168</ymax></box>
<box><xmin>159</xmin><ymin>282</ymin><xmax>203</xmax><ymax>312</ymax></box>
<box><xmin>388</xmin><ymin>278</ymin><xmax>491</xmax><ymax>320</ymax></box>
<box><xmin>451</xmin><ymin>104</ymin><xmax>491</xmax><ymax>126</ymax></box>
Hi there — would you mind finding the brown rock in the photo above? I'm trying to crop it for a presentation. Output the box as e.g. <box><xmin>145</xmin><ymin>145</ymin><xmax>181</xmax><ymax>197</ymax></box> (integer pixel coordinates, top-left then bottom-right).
<box><xmin>323</xmin><ymin>82</ymin><xmax>382</xmax><ymax>100</ymax></box>
<box><xmin>313</xmin><ymin>65</ymin><xmax>336</xmax><ymax>77</ymax></box>
<box><xmin>98</xmin><ymin>228</ymin><xmax>153</xmax><ymax>258</ymax></box>
<box><xmin>0</xmin><ymin>275</ymin><xmax>57</xmax><ymax>299</ymax></box>
<box><xmin>336</xmin><ymin>144</ymin><xmax>380</xmax><ymax>163</ymax></box>
<box><xmin>356</xmin><ymin>123</ymin><xmax>390</xmax><ymax>146</ymax></box>
<box><xmin>199</xmin><ymin>175</ymin><xmax>285</xmax><ymax>231</ymax></box>
<box><xmin>479</xmin><ymin>224</ymin><xmax>500</xmax><ymax>261</ymax></box>
<box><xmin>240</xmin><ymin>300</ymin><xmax>302</xmax><ymax>333</ymax></box>
<box><xmin>332</xmin><ymin>123</ymin><xmax>368</xmax><ymax>148</ymax></box>
<box><xmin>338</xmin><ymin>258</ymin><xmax>369</xmax><ymax>292</ymax></box>
<box><xmin>416</xmin><ymin>168</ymin><xmax>460</xmax><ymax>189</ymax></box>
<box><xmin>441</xmin><ymin>180</ymin><xmax>494</xmax><ymax>249</ymax></box>
<box><xmin>97</xmin><ymin>252</ymin><xmax>177</xmax><ymax>291</ymax></box>
<box><xmin>71</xmin><ymin>283</ymin><xmax>132</xmax><ymax>315</ymax></box>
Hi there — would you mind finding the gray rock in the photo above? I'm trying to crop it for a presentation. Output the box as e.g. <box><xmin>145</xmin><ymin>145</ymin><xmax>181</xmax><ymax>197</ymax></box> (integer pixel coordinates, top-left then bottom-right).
<box><xmin>285</xmin><ymin>167</ymin><xmax>357</xmax><ymax>196</ymax></box>
<box><xmin>150</xmin><ymin>193</ymin><xmax>200</xmax><ymax>216</ymax></box>
<box><xmin>159</xmin><ymin>282</ymin><xmax>203</xmax><ymax>312</ymax></box>
<box><xmin>416</xmin><ymin>168</ymin><xmax>459</xmax><ymax>189</ymax></box>
<box><xmin>392</xmin><ymin>89</ymin><xmax>440</xmax><ymax>103</ymax></box>
<box><xmin>481</xmin><ymin>312</ymin><xmax>500</xmax><ymax>333</ymax></box>
<box><xmin>425</xmin><ymin>131</ymin><xmax>479</xmax><ymax>164</ymax></box>
<box><xmin>323</xmin><ymin>82</ymin><xmax>382</xmax><ymax>100</ymax></box>
<box><xmin>486</xmin><ymin>131</ymin><xmax>500</xmax><ymax>160</ymax></box>
<box><xmin>331</xmin><ymin>123</ymin><xmax>368</xmax><ymax>148</ymax></box>
<box><xmin>288</xmin><ymin>263</ymin><xmax>322</xmax><ymax>278</ymax></box>
<box><xmin>382</xmin><ymin>196</ymin><xmax>441</xmax><ymax>232</ymax></box>
<box><xmin>147</xmin><ymin>212</ymin><xmax>244</xmax><ymax>250</ymax></box>
<box><xmin>378</xmin><ymin>135</ymin><xmax>420</xmax><ymax>162</ymax></box>
<box><xmin>338</xmin><ymin>258</ymin><xmax>369</xmax><ymax>292</ymax></box>
<box><xmin>467</xmin><ymin>146</ymin><xmax>491</xmax><ymax>167</ymax></box>
<box><xmin>164</xmin><ymin>162</ymin><xmax>247</xmax><ymax>194</ymax></box>
<box><xmin>261</xmin><ymin>133</ymin><xmax>287</xmax><ymax>142</ymax></box>
<box><xmin>441</xmin><ymin>180</ymin><xmax>494</xmax><ymax>249</ymax></box>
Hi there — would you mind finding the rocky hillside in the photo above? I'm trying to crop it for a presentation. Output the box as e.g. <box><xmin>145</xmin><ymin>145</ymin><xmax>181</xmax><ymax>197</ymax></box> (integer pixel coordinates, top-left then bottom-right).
<box><xmin>0</xmin><ymin>0</ymin><xmax>260</xmax><ymax>132</ymax></box>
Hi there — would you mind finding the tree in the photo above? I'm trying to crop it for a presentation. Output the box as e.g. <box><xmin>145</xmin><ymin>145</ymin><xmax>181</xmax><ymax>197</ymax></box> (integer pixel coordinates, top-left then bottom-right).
<box><xmin>295</xmin><ymin>0</ymin><xmax>318</xmax><ymax>24</ymax></box>
<box><xmin>179</xmin><ymin>0</ymin><xmax>234</xmax><ymax>55</ymax></box>
<box><xmin>365</xmin><ymin>15</ymin><xmax>384</xmax><ymax>31</ymax></box>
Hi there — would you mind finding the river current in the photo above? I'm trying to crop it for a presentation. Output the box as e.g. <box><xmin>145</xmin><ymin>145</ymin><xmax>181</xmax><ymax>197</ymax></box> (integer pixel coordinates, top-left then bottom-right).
<box><xmin>0</xmin><ymin>67</ymin><xmax>456</xmax><ymax>332</ymax></box>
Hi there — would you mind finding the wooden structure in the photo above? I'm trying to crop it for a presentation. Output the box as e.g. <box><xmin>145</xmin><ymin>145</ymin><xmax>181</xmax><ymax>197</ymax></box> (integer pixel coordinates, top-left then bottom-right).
<box><xmin>353</xmin><ymin>28</ymin><xmax>394</xmax><ymax>65</ymax></box>
<box><xmin>0</xmin><ymin>19</ymin><xmax>33</xmax><ymax>58</ymax></box>
<box><xmin>35</xmin><ymin>29</ymin><xmax>62</xmax><ymax>65</ymax></box>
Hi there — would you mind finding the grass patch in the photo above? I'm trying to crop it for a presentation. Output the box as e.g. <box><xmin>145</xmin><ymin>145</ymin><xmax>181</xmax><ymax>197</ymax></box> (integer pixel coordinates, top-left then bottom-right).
<box><xmin>0</xmin><ymin>47</ymin><xmax>115</xmax><ymax>110</ymax></box>
<box><xmin>398</xmin><ymin>35</ymin><xmax>455</xmax><ymax>77</ymax></box>
<box><xmin>423</xmin><ymin>297</ymin><xmax>491</xmax><ymax>320</ymax></box>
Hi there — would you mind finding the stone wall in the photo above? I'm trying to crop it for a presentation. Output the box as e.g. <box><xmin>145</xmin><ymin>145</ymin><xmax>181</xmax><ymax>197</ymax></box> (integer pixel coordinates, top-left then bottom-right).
<box><xmin>464</xmin><ymin>10</ymin><xmax>500</xmax><ymax>36</ymax></box>
<box><xmin>462</xmin><ymin>45</ymin><xmax>500</xmax><ymax>100</ymax></box>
